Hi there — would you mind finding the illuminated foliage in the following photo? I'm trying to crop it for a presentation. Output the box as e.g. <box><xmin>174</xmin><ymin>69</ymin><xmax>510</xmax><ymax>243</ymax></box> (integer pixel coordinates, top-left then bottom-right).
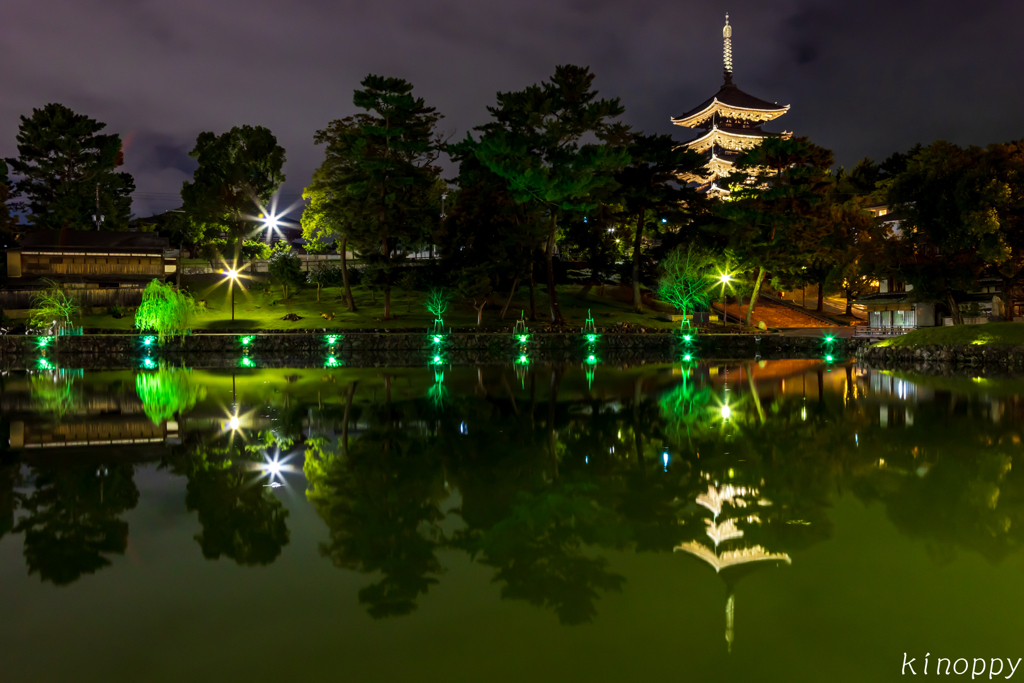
<box><xmin>29</xmin><ymin>279</ymin><xmax>80</xmax><ymax>334</ymax></box>
<box><xmin>134</xmin><ymin>279</ymin><xmax>199</xmax><ymax>344</ymax></box>
<box><xmin>135</xmin><ymin>365</ymin><xmax>207</xmax><ymax>424</ymax></box>
<box><xmin>30</xmin><ymin>373</ymin><xmax>79</xmax><ymax>418</ymax></box>
<box><xmin>425</xmin><ymin>287</ymin><xmax>451</xmax><ymax>331</ymax></box>
<box><xmin>656</xmin><ymin>243</ymin><xmax>714</xmax><ymax>324</ymax></box>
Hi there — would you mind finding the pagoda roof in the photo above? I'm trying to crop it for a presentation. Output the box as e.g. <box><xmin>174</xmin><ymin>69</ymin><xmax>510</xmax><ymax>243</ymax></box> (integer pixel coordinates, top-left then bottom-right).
<box><xmin>672</xmin><ymin>82</ymin><xmax>789</xmax><ymax>128</ymax></box>
<box><xmin>682</xmin><ymin>125</ymin><xmax>788</xmax><ymax>155</ymax></box>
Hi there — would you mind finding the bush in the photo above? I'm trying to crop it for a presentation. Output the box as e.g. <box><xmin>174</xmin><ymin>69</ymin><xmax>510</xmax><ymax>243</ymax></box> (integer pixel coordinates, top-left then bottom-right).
<box><xmin>29</xmin><ymin>280</ymin><xmax>80</xmax><ymax>334</ymax></box>
<box><xmin>267</xmin><ymin>247</ymin><xmax>303</xmax><ymax>299</ymax></box>
<box><xmin>109</xmin><ymin>305</ymin><xmax>125</xmax><ymax>319</ymax></box>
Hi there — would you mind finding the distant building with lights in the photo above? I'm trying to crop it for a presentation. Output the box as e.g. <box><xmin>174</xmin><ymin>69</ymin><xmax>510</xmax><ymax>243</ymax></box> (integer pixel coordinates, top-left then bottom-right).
<box><xmin>3</xmin><ymin>228</ymin><xmax>179</xmax><ymax>312</ymax></box>
<box><xmin>672</xmin><ymin>14</ymin><xmax>791</xmax><ymax>195</ymax></box>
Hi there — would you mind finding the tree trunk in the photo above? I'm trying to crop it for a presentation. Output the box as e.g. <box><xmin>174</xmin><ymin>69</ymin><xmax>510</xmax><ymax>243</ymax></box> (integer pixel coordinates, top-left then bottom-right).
<box><xmin>340</xmin><ymin>237</ymin><xmax>356</xmax><ymax>312</ymax></box>
<box><xmin>500</xmin><ymin>278</ymin><xmax>520</xmax><ymax>320</ymax></box>
<box><xmin>528</xmin><ymin>265</ymin><xmax>537</xmax><ymax>321</ymax></box>
<box><xmin>947</xmin><ymin>292</ymin><xmax>964</xmax><ymax>325</ymax></box>
<box><xmin>816</xmin><ymin>279</ymin><xmax>825</xmax><ymax>313</ymax></box>
<box><xmin>845</xmin><ymin>287</ymin><xmax>853</xmax><ymax>316</ymax></box>
<box><xmin>545</xmin><ymin>214</ymin><xmax>564</xmax><ymax>324</ymax></box>
<box><xmin>316</xmin><ymin>283</ymin><xmax>321</xmax><ymax>302</ymax></box>
<box><xmin>631</xmin><ymin>205</ymin><xmax>646</xmax><ymax>313</ymax></box>
<box><xmin>474</xmin><ymin>297</ymin><xmax>488</xmax><ymax>326</ymax></box>
<box><xmin>342</xmin><ymin>381</ymin><xmax>356</xmax><ymax>456</ymax></box>
<box><xmin>744</xmin><ymin>267</ymin><xmax>766</xmax><ymax>327</ymax></box>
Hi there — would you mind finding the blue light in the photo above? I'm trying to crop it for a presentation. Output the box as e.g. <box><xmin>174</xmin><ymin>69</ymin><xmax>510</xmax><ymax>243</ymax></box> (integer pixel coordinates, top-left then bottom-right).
<box><xmin>585</xmin><ymin>456</ymin><xmax>589</xmax><ymax>464</ymax></box>
<box><xmin>662</xmin><ymin>451</ymin><xmax>669</xmax><ymax>470</ymax></box>
<box><xmin>661</xmin><ymin>218</ymin><xmax>667</xmax><ymax>223</ymax></box>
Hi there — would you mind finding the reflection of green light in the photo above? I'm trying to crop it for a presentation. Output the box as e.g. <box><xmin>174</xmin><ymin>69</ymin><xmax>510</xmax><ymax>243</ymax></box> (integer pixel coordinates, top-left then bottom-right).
<box><xmin>683</xmin><ymin>354</ymin><xmax>692</xmax><ymax>361</ymax></box>
<box><xmin>518</xmin><ymin>334</ymin><xmax>529</xmax><ymax>343</ymax></box>
<box><xmin>142</xmin><ymin>357</ymin><xmax>157</xmax><ymax>370</ymax></box>
<box><xmin>585</xmin><ymin>334</ymin><xmax>598</xmax><ymax>343</ymax></box>
<box><xmin>586</xmin><ymin>354</ymin><xmax>597</xmax><ymax>364</ymax></box>
<box><xmin>325</xmin><ymin>355</ymin><xmax>341</xmax><ymax>368</ymax></box>
<box><xmin>240</xmin><ymin>357</ymin><xmax>255</xmax><ymax>368</ymax></box>
<box><xmin>720</xmin><ymin>404</ymin><xmax>732</xmax><ymax>419</ymax></box>
<box><xmin>325</xmin><ymin>335</ymin><xmax>340</xmax><ymax>345</ymax></box>
<box><xmin>824</xmin><ymin>335</ymin><xmax>835</xmax><ymax>344</ymax></box>
<box><xmin>142</xmin><ymin>335</ymin><xmax>156</xmax><ymax>347</ymax></box>
<box><xmin>518</xmin><ymin>355</ymin><xmax>529</xmax><ymax>364</ymax></box>
<box><xmin>37</xmin><ymin>357</ymin><xmax>55</xmax><ymax>370</ymax></box>
<box><xmin>37</xmin><ymin>337</ymin><xmax>53</xmax><ymax>349</ymax></box>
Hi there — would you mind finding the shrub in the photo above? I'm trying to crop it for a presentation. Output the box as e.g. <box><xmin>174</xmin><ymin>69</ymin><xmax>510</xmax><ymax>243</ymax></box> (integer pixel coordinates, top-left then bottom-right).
<box><xmin>29</xmin><ymin>280</ymin><xmax>80</xmax><ymax>334</ymax></box>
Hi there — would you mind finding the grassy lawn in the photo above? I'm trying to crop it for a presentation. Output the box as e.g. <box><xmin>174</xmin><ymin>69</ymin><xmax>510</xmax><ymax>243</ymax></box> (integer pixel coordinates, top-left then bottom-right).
<box><xmin>76</xmin><ymin>281</ymin><xmax>744</xmax><ymax>332</ymax></box>
<box><xmin>876</xmin><ymin>322</ymin><xmax>1024</xmax><ymax>347</ymax></box>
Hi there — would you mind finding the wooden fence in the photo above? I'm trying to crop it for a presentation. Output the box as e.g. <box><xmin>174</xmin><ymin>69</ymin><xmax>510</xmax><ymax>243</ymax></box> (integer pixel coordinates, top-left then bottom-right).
<box><xmin>0</xmin><ymin>287</ymin><xmax>145</xmax><ymax>310</ymax></box>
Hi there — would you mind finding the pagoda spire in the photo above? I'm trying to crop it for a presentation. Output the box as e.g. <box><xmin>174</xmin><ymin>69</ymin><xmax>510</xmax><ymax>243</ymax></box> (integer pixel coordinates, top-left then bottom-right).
<box><xmin>723</xmin><ymin>13</ymin><xmax>733</xmax><ymax>84</ymax></box>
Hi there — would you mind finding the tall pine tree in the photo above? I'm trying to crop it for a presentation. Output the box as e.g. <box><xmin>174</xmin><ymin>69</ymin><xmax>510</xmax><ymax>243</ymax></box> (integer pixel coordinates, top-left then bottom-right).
<box><xmin>6</xmin><ymin>103</ymin><xmax>134</xmax><ymax>230</ymax></box>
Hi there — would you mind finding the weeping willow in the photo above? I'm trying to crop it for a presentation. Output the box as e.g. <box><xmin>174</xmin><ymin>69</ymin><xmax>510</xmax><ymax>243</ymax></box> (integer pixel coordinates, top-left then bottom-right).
<box><xmin>134</xmin><ymin>280</ymin><xmax>200</xmax><ymax>344</ymax></box>
<box><xmin>135</xmin><ymin>365</ymin><xmax>207</xmax><ymax>423</ymax></box>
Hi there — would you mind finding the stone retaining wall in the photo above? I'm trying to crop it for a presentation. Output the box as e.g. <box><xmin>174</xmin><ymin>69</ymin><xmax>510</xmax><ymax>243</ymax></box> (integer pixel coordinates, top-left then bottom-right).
<box><xmin>856</xmin><ymin>343</ymin><xmax>1024</xmax><ymax>369</ymax></box>
<box><xmin>0</xmin><ymin>331</ymin><xmax>848</xmax><ymax>370</ymax></box>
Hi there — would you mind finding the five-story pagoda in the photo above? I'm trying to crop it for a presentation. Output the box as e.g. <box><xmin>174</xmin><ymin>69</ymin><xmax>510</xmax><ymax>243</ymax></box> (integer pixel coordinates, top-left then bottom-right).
<box><xmin>673</xmin><ymin>14</ymin><xmax>791</xmax><ymax>195</ymax></box>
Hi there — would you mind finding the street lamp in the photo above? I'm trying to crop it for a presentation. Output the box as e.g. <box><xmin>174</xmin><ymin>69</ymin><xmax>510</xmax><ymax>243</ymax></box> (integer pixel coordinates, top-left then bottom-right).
<box><xmin>261</xmin><ymin>212</ymin><xmax>280</xmax><ymax>244</ymax></box>
<box><xmin>718</xmin><ymin>273</ymin><xmax>732</xmax><ymax>327</ymax></box>
<box><xmin>224</xmin><ymin>268</ymin><xmax>240</xmax><ymax>321</ymax></box>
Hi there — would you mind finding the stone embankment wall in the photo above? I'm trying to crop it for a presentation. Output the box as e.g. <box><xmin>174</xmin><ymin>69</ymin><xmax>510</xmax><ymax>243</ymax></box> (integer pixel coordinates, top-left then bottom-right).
<box><xmin>0</xmin><ymin>332</ymin><xmax>849</xmax><ymax>370</ymax></box>
<box><xmin>856</xmin><ymin>343</ymin><xmax>1024</xmax><ymax>370</ymax></box>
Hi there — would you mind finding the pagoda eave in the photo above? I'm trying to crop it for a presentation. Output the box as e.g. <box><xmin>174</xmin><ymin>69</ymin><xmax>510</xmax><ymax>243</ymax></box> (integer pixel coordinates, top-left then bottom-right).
<box><xmin>671</xmin><ymin>100</ymin><xmax>790</xmax><ymax>129</ymax></box>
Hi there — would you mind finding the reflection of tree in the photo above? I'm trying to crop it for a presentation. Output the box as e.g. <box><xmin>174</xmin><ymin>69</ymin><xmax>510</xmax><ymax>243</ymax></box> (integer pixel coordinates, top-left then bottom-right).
<box><xmin>0</xmin><ymin>457</ymin><xmax>23</xmax><ymax>543</ymax></box>
<box><xmin>305</xmin><ymin>399</ymin><xmax>447</xmax><ymax>618</ymax></box>
<box><xmin>166</xmin><ymin>441</ymin><xmax>290</xmax><ymax>566</ymax></box>
<box><xmin>135</xmin><ymin>366</ymin><xmax>207</xmax><ymax>424</ymax></box>
<box><xmin>658</xmin><ymin>370</ymin><xmax>713</xmax><ymax>447</ymax></box>
<box><xmin>15</xmin><ymin>462</ymin><xmax>138</xmax><ymax>585</ymax></box>
<box><xmin>30</xmin><ymin>373</ymin><xmax>80</xmax><ymax>418</ymax></box>
<box><xmin>471</xmin><ymin>482</ymin><xmax>630</xmax><ymax>624</ymax></box>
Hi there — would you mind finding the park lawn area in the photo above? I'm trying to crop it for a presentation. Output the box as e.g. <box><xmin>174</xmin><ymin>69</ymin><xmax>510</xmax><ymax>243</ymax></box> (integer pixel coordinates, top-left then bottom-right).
<box><xmin>876</xmin><ymin>321</ymin><xmax>1024</xmax><ymax>348</ymax></box>
<box><xmin>76</xmin><ymin>281</ymin><xmax>702</xmax><ymax>332</ymax></box>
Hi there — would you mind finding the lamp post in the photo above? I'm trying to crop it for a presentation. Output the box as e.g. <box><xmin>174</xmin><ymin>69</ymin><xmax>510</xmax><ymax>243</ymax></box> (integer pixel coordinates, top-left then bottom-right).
<box><xmin>262</xmin><ymin>212</ymin><xmax>280</xmax><ymax>245</ymax></box>
<box><xmin>719</xmin><ymin>273</ymin><xmax>732</xmax><ymax>327</ymax></box>
<box><xmin>225</xmin><ymin>268</ymin><xmax>239</xmax><ymax>321</ymax></box>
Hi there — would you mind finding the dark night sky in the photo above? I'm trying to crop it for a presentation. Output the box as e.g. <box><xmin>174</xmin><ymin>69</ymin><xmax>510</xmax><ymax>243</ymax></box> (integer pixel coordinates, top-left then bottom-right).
<box><xmin>1</xmin><ymin>0</ymin><xmax>1021</xmax><ymax>218</ymax></box>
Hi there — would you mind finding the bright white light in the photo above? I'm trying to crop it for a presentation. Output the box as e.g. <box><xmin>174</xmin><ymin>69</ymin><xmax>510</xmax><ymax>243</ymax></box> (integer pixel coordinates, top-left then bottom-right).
<box><xmin>262</xmin><ymin>213</ymin><xmax>280</xmax><ymax>230</ymax></box>
<box><xmin>719</xmin><ymin>274</ymin><xmax>732</xmax><ymax>284</ymax></box>
<box><xmin>225</xmin><ymin>269</ymin><xmax>239</xmax><ymax>280</ymax></box>
<box><xmin>229</xmin><ymin>416</ymin><xmax>240</xmax><ymax>430</ymax></box>
<box><xmin>720</xmin><ymin>404</ymin><xmax>732</xmax><ymax>420</ymax></box>
<box><xmin>266</xmin><ymin>459</ymin><xmax>282</xmax><ymax>476</ymax></box>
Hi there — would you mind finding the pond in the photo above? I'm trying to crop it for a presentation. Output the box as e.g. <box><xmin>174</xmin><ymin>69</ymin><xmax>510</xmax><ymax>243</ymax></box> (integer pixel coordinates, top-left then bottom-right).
<box><xmin>1</xmin><ymin>360</ymin><xmax>1022</xmax><ymax>682</ymax></box>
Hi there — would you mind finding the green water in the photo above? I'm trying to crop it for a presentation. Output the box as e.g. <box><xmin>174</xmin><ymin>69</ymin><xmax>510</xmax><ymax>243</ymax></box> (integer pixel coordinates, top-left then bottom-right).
<box><xmin>1</xmin><ymin>360</ymin><xmax>1023</xmax><ymax>682</ymax></box>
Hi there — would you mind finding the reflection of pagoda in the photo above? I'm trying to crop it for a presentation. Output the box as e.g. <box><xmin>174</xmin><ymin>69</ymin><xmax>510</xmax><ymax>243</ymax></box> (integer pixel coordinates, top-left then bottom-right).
<box><xmin>672</xmin><ymin>14</ymin><xmax>791</xmax><ymax>195</ymax></box>
<box><xmin>675</xmin><ymin>482</ymin><xmax>791</xmax><ymax>652</ymax></box>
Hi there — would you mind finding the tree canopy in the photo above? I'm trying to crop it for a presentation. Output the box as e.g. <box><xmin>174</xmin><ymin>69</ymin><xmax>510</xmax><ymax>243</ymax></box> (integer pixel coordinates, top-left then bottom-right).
<box><xmin>5</xmin><ymin>103</ymin><xmax>134</xmax><ymax>230</ymax></box>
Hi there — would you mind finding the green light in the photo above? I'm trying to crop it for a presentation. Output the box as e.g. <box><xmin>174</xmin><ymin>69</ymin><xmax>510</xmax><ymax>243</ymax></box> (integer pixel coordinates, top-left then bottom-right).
<box><xmin>433</xmin><ymin>355</ymin><xmax>442</xmax><ymax>363</ymax></box>
<box><xmin>683</xmin><ymin>335</ymin><xmax>691</xmax><ymax>342</ymax></box>
<box><xmin>325</xmin><ymin>355</ymin><xmax>341</xmax><ymax>368</ymax></box>
<box><xmin>586</xmin><ymin>354</ymin><xmax>597</xmax><ymax>365</ymax></box>
<box><xmin>142</xmin><ymin>335</ymin><xmax>156</xmax><ymax>347</ymax></box>
<box><xmin>325</xmin><ymin>335</ymin><xmax>340</xmax><ymax>346</ymax></box>
<box><xmin>240</xmin><ymin>357</ymin><xmax>255</xmax><ymax>368</ymax></box>
<box><xmin>826</xmin><ymin>355</ymin><xmax>834</xmax><ymax>362</ymax></box>
<box><xmin>519</xmin><ymin>355</ymin><xmax>529</xmax><ymax>364</ymax></box>
<box><xmin>825</xmin><ymin>336</ymin><xmax>835</xmax><ymax>343</ymax></box>
<box><xmin>240</xmin><ymin>335</ymin><xmax>255</xmax><ymax>346</ymax></box>
<box><xmin>585</xmin><ymin>334</ymin><xmax>598</xmax><ymax>343</ymax></box>
<box><xmin>36</xmin><ymin>336</ymin><xmax>53</xmax><ymax>349</ymax></box>
<box><xmin>37</xmin><ymin>357</ymin><xmax>55</xmax><ymax>370</ymax></box>
<box><xmin>142</xmin><ymin>357</ymin><xmax>157</xmax><ymax>370</ymax></box>
<box><xmin>683</xmin><ymin>354</ymin><xmax>692</xmax><ymax>361</ymax></box>
<box><xmin>518</xmin><ymin>334</ymin><xmax>529</xmax><ymax>343</ymax></box>
<box><xmin>432</xmin><ymin>335</ymin><xmax>443</xmax><ymax>344</ymax></box>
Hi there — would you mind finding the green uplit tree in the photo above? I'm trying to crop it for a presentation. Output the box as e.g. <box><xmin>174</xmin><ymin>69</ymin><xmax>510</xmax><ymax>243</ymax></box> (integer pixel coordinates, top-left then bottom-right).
<box><xmin>135</xmin><ymin>366</ymin><xmax>207</xmax><ymax>424</ymax></box>
<box><xmin>303</xmin><ymin>147</ymin><xmax>358</xmax><ymax>311</ymax></box>
<box><xmin>656</xmin><ymin>243</ymin><xmax>715</xmax><ymax>324</ymax></box>
<box><xmin>425</xmin><ymin>287</ymin><xmax>451</xmax><ymax>328</ymax></box>
<box><xmin>29</xmin><ymin>279</ymin><xmax>80</xmax><ymax>334</ymax></box>
<box><xmin>134</xmin><ymin>279</ymin><xmax>199</xmax><ymax>343</ymax></box>
<box><xmin>30</xmin><ymin>373</ymin><xmax>80</xmax><ymax>418</ymax></box>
